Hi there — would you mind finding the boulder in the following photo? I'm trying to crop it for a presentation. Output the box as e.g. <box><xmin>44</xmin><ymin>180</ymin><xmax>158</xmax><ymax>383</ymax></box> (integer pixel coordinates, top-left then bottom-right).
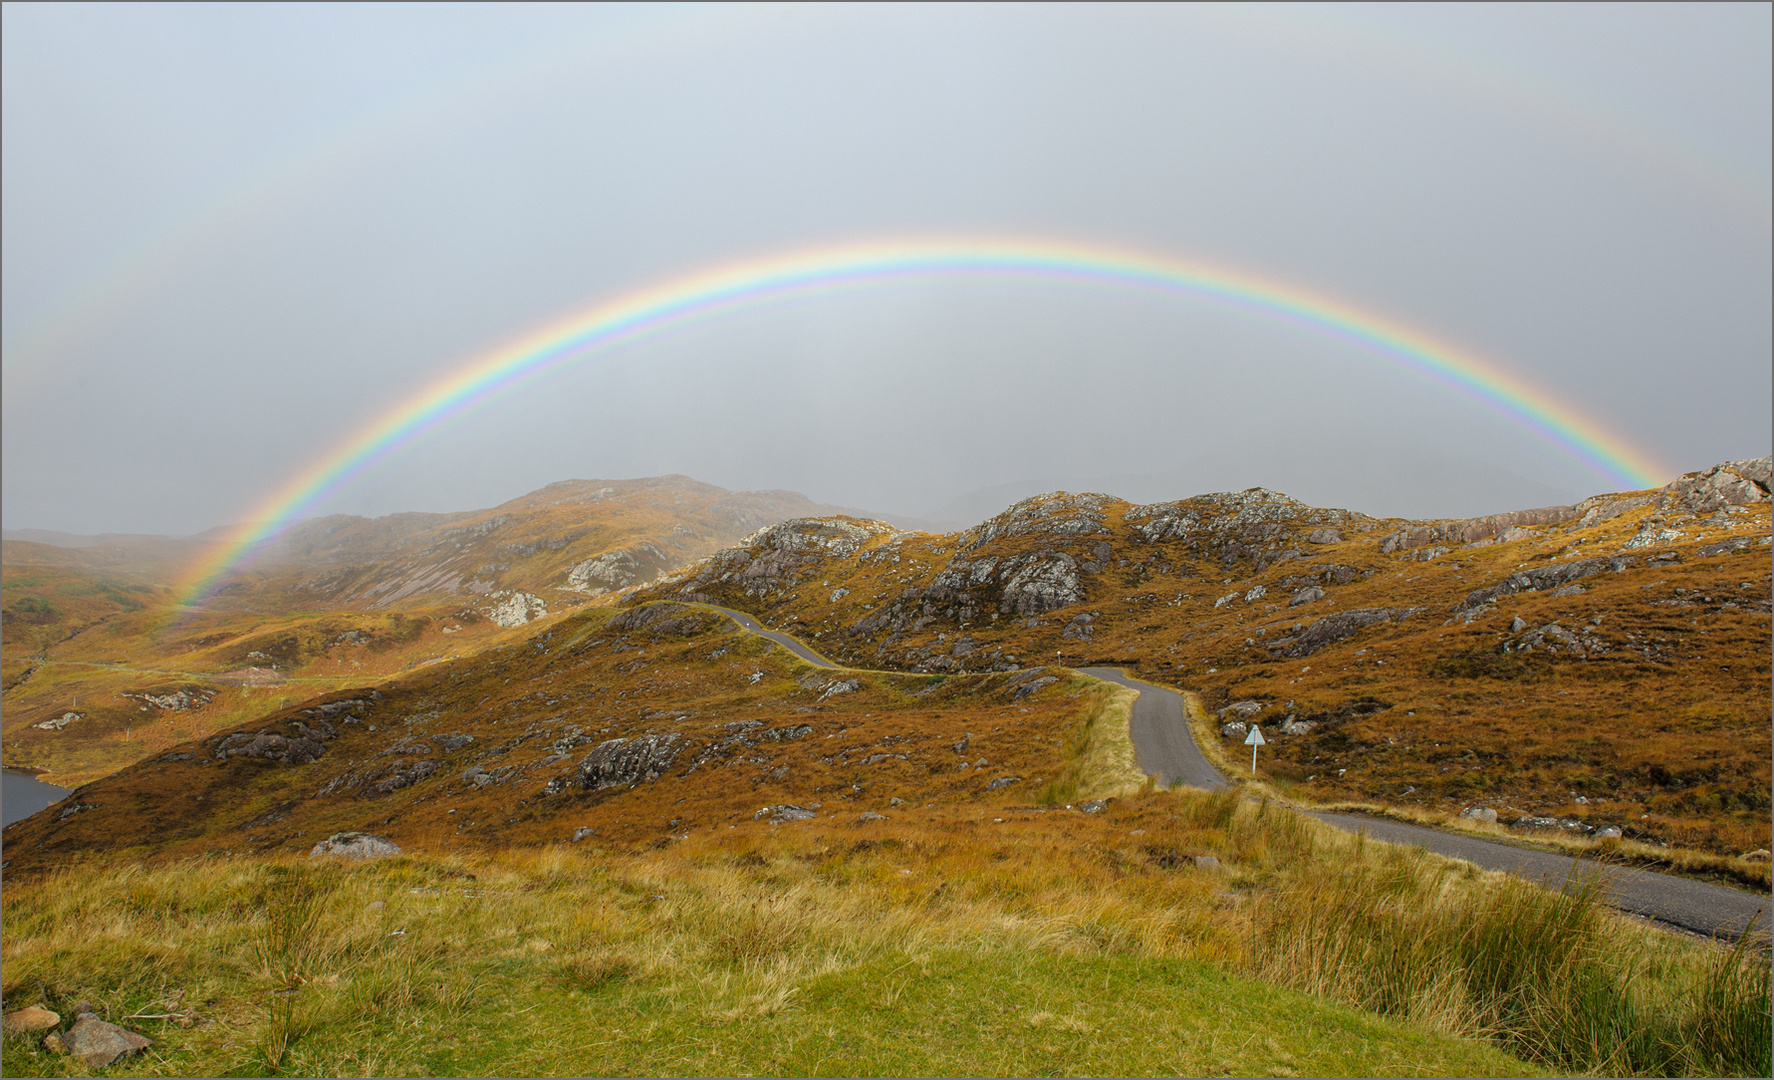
<box><xmin>1220</xmin><ymin>721</ymin><xmax>1248</xmax><ymax>740</ymax></box>
<box><xmin>1306</xmin><ymin>528</ymin><xmax>1341</xmax><ymax>544</ymax></box>
<box><xmin>573</xmin><ymin>827</ymin><xmax>595</xmax><ymax>842</ymax></box>
<box><xmin>575</xmin><ymin>733</ymin><xmax>685</xmax><ymax>791</ymax></box>
<box><xmin>1288</xmin><ymin>585</ymin><xmax>1324</xmax><ymax>607</ymax></box>
<box><xmin>761</xmin><ymin>804</ymin><xmax>816</xmax><ymax>823</ymax></box>
<box><xmin>1277</xmin><ymin>716</ymin><xmax>1314</xmax><ymax>736</ymax></box>
<box><xmin>1457</xmin><ymin>807</ymin><xmax>1498</xmax><ymax>824</ymax></box>
<box><xmin>57</xmin><ymin>1015</ymin><xmax>151</xmax><ymax>1070</ymax></box>
<box><xmin>986</xmin><ymin>776</ymin><xmax>1021</xmax><ymax>791</ymax></box>
<box><xmin>1742</xmin><ymin>849</ymin><xmax>1771</xmax><ymax>863</ymax></box>
<box><xmin>1193</xmin><ymin>855</ymin><xmax>1222</xmax><ymax>871</ymax></box>
<box><xmin>858</xmin><ymin>812</ymin><xmax>888</xmax><ymax>823</ymax></box>
<box><xmin>2</xmin><ymin>1006</ymin><xmax>59</xmax><ymax>1035</ymax></box>
<box><xmin>1595</xmin><ymin>826</ymin><xmax>1623</xmax><ymax>840</ymax></box>
<box><xmin>1080</xmin><ymin>800</ymin><xmax>1107</xmax><ymax>814</ymax></box>
<box><xmin>309</xmin><ymin>832</ymin><xmax>402</xmax><ymax>860</ymax></box>
<box><xmin>1267</xmin><ymin>607</ymin><xmax>1424</xmax><ymax>658</ymax></box>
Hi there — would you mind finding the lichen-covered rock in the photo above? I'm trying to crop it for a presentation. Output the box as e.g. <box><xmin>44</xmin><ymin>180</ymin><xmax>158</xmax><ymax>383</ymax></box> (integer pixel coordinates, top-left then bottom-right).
<box><xmin>1659</xmin><ymin>457</ymin><xmax>1772</xmax><ymax>514</ymax></box>
<box><xmin>564</xmin><ymin>542</ymin><xmax>675</xmax><ymax>594</ymax></box>
<box><xmin>484</xmin><ymin>590</ymin><xmax>548</xmax><ymax>627</ymax></box>
<box><xmin>575</xmin><ymin>733</ymin><xmax>685</xmax><ymax>791</ymax></box>
<box><xmin>1268</xmin><ymin>607</ymin><xmax>1424</xmax><ymax>658</ymax></box>
<box><xmin>964</xmin><ymin>493</ymin><xmax>1115</xmax><ymax>549</ymax></box>
<box><xmin>1452</xmin><ymin>557</ymin><xmax>1635</xmax><ymax>615</ymax></box>
<box><xmin>211</xmin><ymin>714</ymin><xmax>340</xmax><ymax>766</ymax></box>
<box><xmin>54</xmin><ymin>1015</ymin><xmax>151</xmax><ymax>1069</ymax></box>
<box><xmin>1289</xmin><ymin>585</ymin><xmax>1325</xmax><ymax>607</ymax></box>
<box><xmin>310</xmin><ymin>831</ymin><xmax>402</xmax><ymax>860</ymax></box>
<box><xmin>997</xmin><ymin>551</ymin><xmax>1084</xmax><ymax>615</ymax></box>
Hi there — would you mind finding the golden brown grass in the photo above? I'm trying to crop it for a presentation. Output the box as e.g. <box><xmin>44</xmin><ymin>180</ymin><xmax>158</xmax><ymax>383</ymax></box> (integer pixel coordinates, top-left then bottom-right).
<box><xmin>4</xmin><ymin>787</ymin><xmax>1766</xmax><ymax>1077</ymax></box>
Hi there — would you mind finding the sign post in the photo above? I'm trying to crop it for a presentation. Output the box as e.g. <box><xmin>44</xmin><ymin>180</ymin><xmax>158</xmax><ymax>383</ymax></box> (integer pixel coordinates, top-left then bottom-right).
<box><xmin>1243</xmin><ymin>724</ymin><xmax>1266</xmax><ymax>775</ymax></box>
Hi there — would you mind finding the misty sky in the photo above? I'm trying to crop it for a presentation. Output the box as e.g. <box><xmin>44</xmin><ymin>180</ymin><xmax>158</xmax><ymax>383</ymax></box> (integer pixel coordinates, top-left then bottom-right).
<box><xmin>3</xmin><ymin>3</ymin><xmax>1769</xmax><ymax>535</ymax></box>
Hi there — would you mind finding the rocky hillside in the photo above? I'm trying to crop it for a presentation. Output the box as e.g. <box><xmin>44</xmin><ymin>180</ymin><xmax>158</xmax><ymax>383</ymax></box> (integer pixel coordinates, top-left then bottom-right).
<box><xmin>639</xmin><ymin>458</ymin><xmax>1772</xmax><ymax>854</ymax></box>
<box><xmin>0</xmin><ymin>600</ymin><xmax>1098</xmax><ymax>878</ymax></box>
<box><xmin>5</xmin><ymin>459</ymin><xmax>1768</xmax><ymax>867</ymax></box>
<box><xmin>1</xmin><ymin>477</ymin><xmax>908</xmax><ymax>786</ymax></box>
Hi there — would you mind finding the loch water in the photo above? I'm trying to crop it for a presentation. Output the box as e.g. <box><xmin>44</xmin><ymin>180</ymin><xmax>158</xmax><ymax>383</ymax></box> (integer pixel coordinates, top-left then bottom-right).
<box><xmin>2</xmin><ymin>768</ymin><xmax>72</xmax><ymax>828</ymax></box>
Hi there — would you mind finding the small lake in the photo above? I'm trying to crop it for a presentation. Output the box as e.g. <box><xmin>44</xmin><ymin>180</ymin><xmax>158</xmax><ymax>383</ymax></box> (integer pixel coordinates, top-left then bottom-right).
<box><xmin>3</xmin><ymin>769</ymin><xmax>72</xmax><ymax>828</ymax></box>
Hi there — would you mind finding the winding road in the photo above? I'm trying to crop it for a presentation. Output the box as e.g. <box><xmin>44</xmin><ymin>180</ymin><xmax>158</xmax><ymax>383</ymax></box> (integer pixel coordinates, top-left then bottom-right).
<box><xmin>686</xmin><ymin>603</ymin><xmax>1767</xmax><ymax>940</ymax></box>
<box><xmin>1083</xmin><ymin>667</ymin><xmax>1770</xmax><ymax>942</ymax></box>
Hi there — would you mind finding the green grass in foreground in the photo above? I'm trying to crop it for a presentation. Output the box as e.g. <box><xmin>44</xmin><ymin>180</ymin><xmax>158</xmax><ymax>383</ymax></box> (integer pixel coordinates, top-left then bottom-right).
<box><xmin>2</xmin><ymin>930</ymin><xmax>1533</xmax><ymax>1078</ymax></box>
<box><xmin>4</xmin><ymin>788</ymin><xmax>1767</xmax><ymax>1077</ymax></box>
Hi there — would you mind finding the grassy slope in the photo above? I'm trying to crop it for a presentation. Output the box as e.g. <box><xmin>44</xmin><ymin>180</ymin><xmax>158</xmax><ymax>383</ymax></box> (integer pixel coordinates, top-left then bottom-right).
<box><xmin>5</xmin><ymin>791</ymin><xmax>1767</xmax><ymax>1077</ymax></box>
<box><xmin>637</xmin><ymin>485</ymin><xmax>1773</xmax><ymax>857</ymax></box>
<box><xmin>2</xmin><ymin>478</ymin><xmax>852</xmax><ymax>787</ymax></box>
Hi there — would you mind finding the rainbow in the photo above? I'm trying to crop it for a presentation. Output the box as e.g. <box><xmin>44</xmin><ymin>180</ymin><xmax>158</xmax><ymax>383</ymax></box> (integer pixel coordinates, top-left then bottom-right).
<box><xmin>175</xmin><ymin>236</ymin><xmax>1669</xmax><ymax>607</ymax></box>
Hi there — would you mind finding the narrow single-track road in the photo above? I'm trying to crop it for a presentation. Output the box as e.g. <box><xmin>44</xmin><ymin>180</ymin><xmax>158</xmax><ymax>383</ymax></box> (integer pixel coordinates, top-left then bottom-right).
<box><xmin>684</xmin><ymin>605</ymin><xmax>1767</xmax><ymax>940</ymax></box>
<box><xmin>1084</xmin><ymin>666</ymin><xmax>1770</xmax><ymax>941</ymax></box>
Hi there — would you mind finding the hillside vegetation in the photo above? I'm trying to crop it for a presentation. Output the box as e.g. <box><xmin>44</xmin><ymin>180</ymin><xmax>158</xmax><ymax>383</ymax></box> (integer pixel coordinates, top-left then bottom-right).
<box><xmin>2</xmin><ymin>477</ymin><xmax>872</xmax><ymax>786</ymax></box>
<box><xmin>5</xmin><ymin>461</ymin><xmax>1771</xmax><ymax>1076</ymax></box>
<box><xmin>636</xmin><ymin>458</ymin><xmax>1773</xmax><ymax>858</ymax></box>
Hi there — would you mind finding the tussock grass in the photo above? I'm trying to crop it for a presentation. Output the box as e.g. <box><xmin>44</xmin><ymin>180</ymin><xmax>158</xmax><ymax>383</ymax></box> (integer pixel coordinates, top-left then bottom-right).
<box><xmin>5</xmin><ymin>791</ymin><xmax>1765</xmax><ymax>1076</ymax></box>
<box><xmin>1037</xmin><ymin>678</ymin><xmax>1144</xmax><ymax>804</ymax></box>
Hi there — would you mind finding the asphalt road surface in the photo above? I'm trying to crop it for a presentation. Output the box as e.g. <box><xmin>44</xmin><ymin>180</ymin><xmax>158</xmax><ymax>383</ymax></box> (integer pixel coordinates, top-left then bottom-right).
<box><xmin>691</xmin><ymin>607</ymin><xmax>1768</xmax><ymax>941</ymax></box>
<box><xmin>701</xmin><ymin>604</ymin><xmax>840</xmax><ymax>668</ymax></box>
<box><xmin>1083</xmin><ymin>666</ymin><xmax>1770</xmax><ymax>942</ymax></box>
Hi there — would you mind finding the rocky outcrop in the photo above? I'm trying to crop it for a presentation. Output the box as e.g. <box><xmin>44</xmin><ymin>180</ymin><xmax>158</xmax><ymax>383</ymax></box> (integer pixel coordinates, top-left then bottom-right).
<box><xmin>1268</xmin><ymin>607</ymin><xmax>1424</xmax><ymax>658</ymax></box>
<box><xmin>964</xmin><ymin>492</ymin><xmax>1115</xmax><ymax>549</ymax></box>
<box><xmin>122</xmin><ymin>687</ymin><xmax>214</xmax><ymax>711</ymax></box>
<box><xmin>1452</xmin><ymin>557</ymin><xmax>1635</xmax><ymax>617</ymax></box>
<box><xmin>309</xmin><ymin>831</ymin><xmax>402</xmax><ymax>859</ymax></box>
<box><xmin>564</xmin><ymin>542</ymin><xmax>675</xmax><ymax>594</ymax></box>
<box><xmin>484</xmin><ymin>591</ymin><xmax>547</xmax><ymax>627</ymax></box>
<box><xmin>1659</xmin><ymin>457</ymin><xmax>1771</xmax><ymax>514</ymax></box>
<box><xmin>573</xmin><ymin>733</ymin><xmax>685</xmax><ymax>791</ymax></box>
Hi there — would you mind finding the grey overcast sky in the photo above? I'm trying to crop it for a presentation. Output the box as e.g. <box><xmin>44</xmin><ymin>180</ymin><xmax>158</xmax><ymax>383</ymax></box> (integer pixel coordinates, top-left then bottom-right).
<box><xmin>3</xmin><ymin>2</ymin><xmax>1769</xmax><ymax>534</ymax></box>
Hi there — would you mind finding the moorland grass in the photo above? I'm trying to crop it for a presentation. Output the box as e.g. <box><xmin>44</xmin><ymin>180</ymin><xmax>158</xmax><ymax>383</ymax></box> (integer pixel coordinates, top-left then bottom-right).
<box><xmin>3</xmin><ymin>788</ymin><xmax>1765</xmax><ymax>1077</ymax></box>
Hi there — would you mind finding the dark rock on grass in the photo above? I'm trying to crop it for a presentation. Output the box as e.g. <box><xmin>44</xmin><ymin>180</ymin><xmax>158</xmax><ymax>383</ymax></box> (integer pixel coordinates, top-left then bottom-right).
<box><xmin>756</xmin><ymin>804</ymin><xmax>816</xmax><ymax>823</ymax></box>
<box><xmin>1268</xmin><ymin>607</ymin><xmax>1424</xmax><ymax>659</ymax></box>
<box><xmin>858</xmin><ymin>812</ymin><xmax>888</xmax><ymax>823</ymax></box>
<box><xmin>309</xmin><ymin>831</ymin><xmax>402</xmax><ymax>859</ymax></box>
<box><xmin>575</xmin><ymin>732</ymin><xmax>685</xmax><ymax>791</ymax></box>
<box><xmin>987</xmin><ymin>776</ymin><xmax>1021</xmax><ymax>791</ymax></box>
<box><xmin>1081</xmin><ymin>800</ymin><xmax>1107</xmax><ymax>813</ymax></box>
<box><xmin>48</xmin><ymin>1014</ymin><xmax>151</xmax><ymax>1070</ymax></box>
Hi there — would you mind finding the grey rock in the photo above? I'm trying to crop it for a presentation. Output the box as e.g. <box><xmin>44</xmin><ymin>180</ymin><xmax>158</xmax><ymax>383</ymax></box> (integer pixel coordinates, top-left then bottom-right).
<box><xmin>1194</xmin><ymin>855</ymin><xmax>1222</xmax><ymax>871</ymax></box>
<box><xmin>1288</xmin><ymin>585</ymin><xmax>1325</xmax><ymax>607</ymax></box>
<box><xmin>1548</xmin><ymin>584</ymin><xmax>1585</xmax><ymax>597</ymax></box>
<box><xmin>1659</xmin><ymin>457</ymin><xmax>1772</xmax><ymax>514</ymax></box>
<box><xmin>858</xmin><ymin>812</ymin><xmax>888</xmax><ymax>822</ymax></box>
<box><xmin>1511</xmin><ymin>616</ymin><xmax>1527</xmax><ymax>632</ymax></box>
<box><xmin>1457</xmin><ymin>806</ymin><xmax>1499</xmax><ymax>824</ymax></box>
<box><xmin>1277</xmin><ymin>716</ymin><xmax>1314</xmax><ymax>736</ymax></box>
<box><xmin>1220</xmin><ymin>721</ymin><xmax>1248</xmax><ymax>740</ymax></box>
<box><xmin>1595</xmin><ymin>826</ymin><xmax>1623</xmax><ymax>839</ymax></box>
<box><xmin>1306</xmin><ymin>528</ymin><xmax>1342</xmax><ymax>544</ymax></box>
<box><xmin>889</xmin><ymin>797</ymin><xmax>904</xmax><ymax>807</ymax></box>
<box><xmin>575</xmin><ymin>732</ymin><xmax>685</xmax><ymax>791</ymax></box>
<box><xmin>310</xmin><ymin>831</ymin><xmax>402</xmax><ymax>860</ymax></box>
<box><xmin>987</xmin><ymin>776</ymin><xmax>1021</xmax><ymax>791</ymax></box>
<box><xmin>1080</xmin><ymin>800</ymin><xmax>1106</xmax><ymax>813</ymax></box>
<box><xmin>768</xmin><ymin>804</ymin><xmax>817</xmax><ymax>823</ymax></box>
<box><xmin>58</xmin><ymin>1015</ymin><xmax>151</xmax><ymax>1070</ymax></box>
<box><xmin>1219</xmin><ymin>700</ymin><xmax>1264</xmax><ymax>718</ymax></box>
<box><xmin>1268</xmin><ymin>607</ymin><xmax>1424</xmax><ymax>658</ymax></box>
<box><xmin>573</xmin><ymin>827</ymin><xmax>595</xmax><ymax>842</ymax></box>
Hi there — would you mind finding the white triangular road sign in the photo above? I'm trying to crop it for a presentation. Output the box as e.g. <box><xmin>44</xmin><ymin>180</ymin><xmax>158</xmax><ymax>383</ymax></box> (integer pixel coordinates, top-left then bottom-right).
<box><xmin>1244</xmin><ymin>726</ymin><xmax>1267</xmax><ymax>746</ymax></box>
